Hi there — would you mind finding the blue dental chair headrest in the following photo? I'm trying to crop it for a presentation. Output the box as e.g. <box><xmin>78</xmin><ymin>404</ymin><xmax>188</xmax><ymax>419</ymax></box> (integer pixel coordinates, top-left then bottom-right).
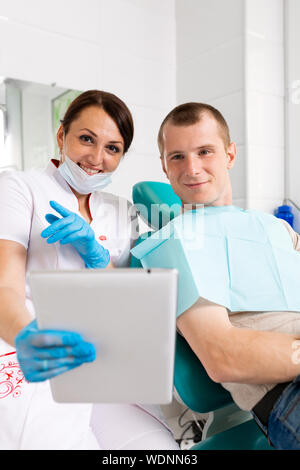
<box><xmin>132</xmin><ymin>181</ymin><xmax>182</xmax><ymax>230</ymax></box>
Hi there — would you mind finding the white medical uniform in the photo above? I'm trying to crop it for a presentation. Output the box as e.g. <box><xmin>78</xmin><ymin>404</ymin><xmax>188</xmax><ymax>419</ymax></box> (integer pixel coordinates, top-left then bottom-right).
<box><xmin>0</xmin><ymin>160</ymin><xmax>178</xmax><ymax>450</ymax></box>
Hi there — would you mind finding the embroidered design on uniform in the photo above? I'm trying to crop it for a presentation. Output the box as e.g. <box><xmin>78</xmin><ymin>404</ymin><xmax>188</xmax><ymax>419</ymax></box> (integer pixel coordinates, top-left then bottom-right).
<box><xmin>0</xmin><ymin>352</ymin><xmax>27</xmax><ymax>399</ymax></box>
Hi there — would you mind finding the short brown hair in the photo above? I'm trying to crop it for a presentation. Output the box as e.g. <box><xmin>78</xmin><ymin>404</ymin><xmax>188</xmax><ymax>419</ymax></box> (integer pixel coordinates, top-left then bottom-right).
<box><xmin>157</xmin><ymin>102</ymin><xmax>231</xmax><ymax>155</ymax></box>
<box><xmin>61</xmin><ymin>90</ymin><xmax>134</xmax><ymax>154</ymax></box>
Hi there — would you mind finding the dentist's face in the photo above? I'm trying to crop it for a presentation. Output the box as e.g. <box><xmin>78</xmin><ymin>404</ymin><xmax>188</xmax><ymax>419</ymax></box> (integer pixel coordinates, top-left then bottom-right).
<box><xmin>160</xmin><ymin>114</ymin><xmax>236</xmax><ymax>207</ymax></box>
<box><xmin>57</xmin><ymin>105</ymin><xmax>124</xmax><ymax>175</ymax></box>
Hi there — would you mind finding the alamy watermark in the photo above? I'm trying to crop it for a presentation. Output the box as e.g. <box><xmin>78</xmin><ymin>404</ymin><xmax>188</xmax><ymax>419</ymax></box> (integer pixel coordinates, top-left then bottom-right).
<box><xmin>103</xmin><ymin>199</ymin><xmax>205</xmax><ymax>243</ymax></box>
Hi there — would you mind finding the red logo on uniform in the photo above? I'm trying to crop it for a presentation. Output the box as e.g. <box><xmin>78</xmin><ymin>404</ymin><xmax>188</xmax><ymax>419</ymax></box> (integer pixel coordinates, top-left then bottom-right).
<box><xmin>99</xmin><ymin>235</ymin><xmax>107</xmax><ymax>241</ymax></box>
<box><xmin>0</xmin><ymin>352</ymin><xmax>27</xmax><ymax>399</ymax></box>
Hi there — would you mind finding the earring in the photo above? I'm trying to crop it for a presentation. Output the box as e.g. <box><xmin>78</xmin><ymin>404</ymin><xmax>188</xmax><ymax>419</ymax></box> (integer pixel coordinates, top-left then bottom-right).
<box><xmin>59</xmin><ymin>148</ymin><xmax>64</xmax><ymax>164</ymax></box>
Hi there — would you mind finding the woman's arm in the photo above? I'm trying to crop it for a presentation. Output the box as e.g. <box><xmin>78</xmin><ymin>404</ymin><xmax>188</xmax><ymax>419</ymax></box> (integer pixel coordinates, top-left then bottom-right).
<box><xmin>177</xmin><ymin>299</ymin><xmax>300</xmax><ymax>385</ymax></box>
<box><xmin>0</xmin><ymin>240</ymin><xmax>32</xmax><ymax>346</ymax></box>
<box><xmin>0</xmin><ymin>239</ymin><xmax>96</xmax><ymax>381</ymax></box>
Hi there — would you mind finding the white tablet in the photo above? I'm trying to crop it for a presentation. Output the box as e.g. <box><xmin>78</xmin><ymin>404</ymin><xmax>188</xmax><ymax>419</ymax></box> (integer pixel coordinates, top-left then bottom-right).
<box><xmin>28</xmin><ymin>268</ymin><xmax>178</xmax><ymax>404</ymax></box>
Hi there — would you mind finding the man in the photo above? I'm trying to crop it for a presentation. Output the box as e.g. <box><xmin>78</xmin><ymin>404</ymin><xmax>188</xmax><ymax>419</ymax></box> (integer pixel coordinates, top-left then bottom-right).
<box><xmin>157</xmin><ymin>102</ymin><xmax>300</xmax><ymax>450</ymax></box>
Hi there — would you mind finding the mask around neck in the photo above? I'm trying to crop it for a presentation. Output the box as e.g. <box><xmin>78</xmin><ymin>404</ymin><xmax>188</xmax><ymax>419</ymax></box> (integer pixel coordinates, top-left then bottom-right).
<box><xmin>58</xmin><ymin>155</ymin><xmax>114</xmax><ymax>194</ymax></box>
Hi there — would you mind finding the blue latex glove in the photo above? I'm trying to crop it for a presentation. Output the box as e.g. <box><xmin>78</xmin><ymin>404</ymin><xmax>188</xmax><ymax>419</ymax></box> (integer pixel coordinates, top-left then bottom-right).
<box><xmin>15</xmin><ymin>319</ymin><xmax>96</xmax><ymax>382</ymax></box>
<box><xmin>41</xmin><ymin>200</ymin><xmax>110</xmax><ymax>269</ymax></box>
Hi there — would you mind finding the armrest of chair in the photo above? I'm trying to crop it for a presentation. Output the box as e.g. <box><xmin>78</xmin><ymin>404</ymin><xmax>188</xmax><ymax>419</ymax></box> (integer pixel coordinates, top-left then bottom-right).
<box><xmin>174</xmin><ymin>333</ymin><xmax>233</xmax><ymax>413</ymax></box>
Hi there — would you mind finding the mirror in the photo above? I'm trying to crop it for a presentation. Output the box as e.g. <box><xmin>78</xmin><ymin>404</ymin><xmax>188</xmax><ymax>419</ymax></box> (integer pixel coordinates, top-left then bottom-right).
<box><xmin>0</xmin><ymin>78</ymin><xmax>81</xmax><ymax>172</ymax></box>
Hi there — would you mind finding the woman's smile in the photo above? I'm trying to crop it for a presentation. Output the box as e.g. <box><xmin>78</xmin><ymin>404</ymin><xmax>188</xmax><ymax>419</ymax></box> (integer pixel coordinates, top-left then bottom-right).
<box><xmin>79</xmin><ymin>163</ymin><xmax>103</xmax><ymax>175</ymax></box>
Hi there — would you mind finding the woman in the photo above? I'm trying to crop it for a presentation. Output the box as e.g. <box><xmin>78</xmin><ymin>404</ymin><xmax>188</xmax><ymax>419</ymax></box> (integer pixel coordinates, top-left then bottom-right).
<box><xmin>0</xmin><ymin>90</ymin><xmax>178</xmax><ymax>450</ymax></box>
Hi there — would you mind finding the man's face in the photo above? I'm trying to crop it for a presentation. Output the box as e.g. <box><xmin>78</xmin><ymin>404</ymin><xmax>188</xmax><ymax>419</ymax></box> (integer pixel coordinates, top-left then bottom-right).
<box><xmin>160</xmin><ymin>114</ymin><xmax>236</xmax><ymax>207</ymax></box>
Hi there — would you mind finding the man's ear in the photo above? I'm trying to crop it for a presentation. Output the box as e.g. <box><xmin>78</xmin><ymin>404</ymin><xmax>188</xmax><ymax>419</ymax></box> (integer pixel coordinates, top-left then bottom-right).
<box><xmin>226</xmin><ymin>142</ymin><xmax>236</xmax><ymax>169</ymax></box>
<box><xmin>160</xmin><ymin>155</ymin><xmax>169</xmax><ymax>180</ymax></box>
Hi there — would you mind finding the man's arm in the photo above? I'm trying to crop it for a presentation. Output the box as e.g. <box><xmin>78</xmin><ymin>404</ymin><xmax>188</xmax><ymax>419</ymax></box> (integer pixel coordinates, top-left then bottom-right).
<box><xmin>177</xmin><ymin>298</ymin><xmax>300</xmax><ymax>385</ymax></box>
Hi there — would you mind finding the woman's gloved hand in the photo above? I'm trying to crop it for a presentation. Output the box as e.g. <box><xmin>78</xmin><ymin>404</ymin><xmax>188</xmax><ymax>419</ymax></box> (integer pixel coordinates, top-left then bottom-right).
<box><xmin>15</xmin><ymin>319</ymin><xmax>96</xmax><ymax>382</ymax></box>
<box><xmin>41</xmin><ymin>200</ymin><xmax>110</xmax><ymax>268</ymax></box>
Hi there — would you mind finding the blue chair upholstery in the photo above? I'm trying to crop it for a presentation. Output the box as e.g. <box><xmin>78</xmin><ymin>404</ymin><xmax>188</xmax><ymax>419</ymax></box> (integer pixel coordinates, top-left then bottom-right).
<box><xmin>132</xmin><ymin>181</ymin><xmax>181</xmax><ymax>230</ymax></box>
<box><xmin>131</xmin><ymin>181</ymin><xmax>272</xmax><ymax>450</ymax></box>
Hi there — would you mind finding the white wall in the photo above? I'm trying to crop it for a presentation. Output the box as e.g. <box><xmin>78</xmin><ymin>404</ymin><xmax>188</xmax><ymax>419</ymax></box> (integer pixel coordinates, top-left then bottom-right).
<box><xmin>285</xmin><ymin>0</ymin><xmax>300</xmax><ymax>232</ymax></box>
<box><xmin>176</xmin><ymin>0</ymin><xmax>246</xmax><ymax>208</ymax></box>
<box><xmin>175</xmin><ymin>0</ymin><xmax>285</xmax><ymax>214</ymax></box>
<box><xmin>245</xmin><ymin>0</ymin><xmax>285</xmax><ymax>213</ymax></box>
<box><xmin>0</xmin><ymin>0</ymin><xmax>176</xmax><ymax>202</ymax></box>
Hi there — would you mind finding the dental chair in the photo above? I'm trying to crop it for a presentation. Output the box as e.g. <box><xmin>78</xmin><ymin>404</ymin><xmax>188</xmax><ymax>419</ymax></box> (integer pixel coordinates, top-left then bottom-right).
<box><xmin>130</xmin><ymin>181</ymin><xmax>272</xmax><ymax>450</ymax></box>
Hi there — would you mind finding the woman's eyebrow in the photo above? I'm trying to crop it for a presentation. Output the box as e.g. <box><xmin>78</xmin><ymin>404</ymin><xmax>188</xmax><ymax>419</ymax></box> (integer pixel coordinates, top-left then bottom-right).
<box><xmin>79</xmin><ymin>129</ymin><xmax>123</xmax><ymax>146</ymax></box>
<box><xmin>79</xmin><ymin>128</ymin><xmax>98</xmax><ymax>137</ymax></box>
<box><xmin>109</xmin><ymin>140</ymin><xmax>124</xmax><ymax>145</ymax></box>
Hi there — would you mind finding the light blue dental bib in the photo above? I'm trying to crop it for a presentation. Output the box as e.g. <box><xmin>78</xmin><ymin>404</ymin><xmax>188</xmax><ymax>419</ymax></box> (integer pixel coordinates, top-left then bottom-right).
<box><xmin>131</xmin><ymin>205</ymin><xmax>300</xmax><ymax>317</ymax></box>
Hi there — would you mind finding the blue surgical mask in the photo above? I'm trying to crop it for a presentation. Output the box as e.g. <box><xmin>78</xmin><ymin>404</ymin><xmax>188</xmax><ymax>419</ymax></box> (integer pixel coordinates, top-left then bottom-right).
<box><xmin>58</xmin><ymin>155</ymin><xmax>114</xmax><ymax>194</ymax></box>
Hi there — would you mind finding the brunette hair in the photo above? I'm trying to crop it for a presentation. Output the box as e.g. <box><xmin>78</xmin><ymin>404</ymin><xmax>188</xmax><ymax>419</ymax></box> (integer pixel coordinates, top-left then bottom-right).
<box><xmin>157</xmin><ymin>102</ymin><xmax>231</xmax><ymax>155</ymax></box>
<box><xmin>60</xmin><ymin>90</ymin><xmax>134</xmax><ymax>154</ymax></box>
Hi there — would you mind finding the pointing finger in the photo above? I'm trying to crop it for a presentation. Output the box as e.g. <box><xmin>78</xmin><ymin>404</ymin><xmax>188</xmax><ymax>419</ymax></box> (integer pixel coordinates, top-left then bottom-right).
<box><xmin>50</xmin><ymin>200</ymin><xmax>73</xmax><ymax>218</ymax></box>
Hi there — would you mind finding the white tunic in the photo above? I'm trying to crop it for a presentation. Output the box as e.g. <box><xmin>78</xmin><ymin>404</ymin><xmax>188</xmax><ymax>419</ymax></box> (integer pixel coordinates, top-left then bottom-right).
<box><xmin>0</xmin><ymin>160</ymin><xmax>139</xmax><ymax>449</ymax></box>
